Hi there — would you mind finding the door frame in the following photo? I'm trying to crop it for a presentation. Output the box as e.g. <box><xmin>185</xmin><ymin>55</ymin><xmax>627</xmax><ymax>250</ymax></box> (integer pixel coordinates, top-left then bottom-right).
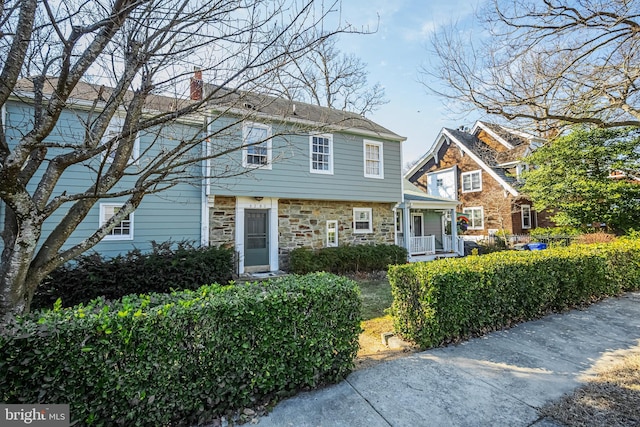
<box><xmin>410</xmin><ymin>212</ymin><xmax>424</xmax><ymax>237</ymax></box>
<box><xmin>236</xmin><ymin>197</ymin><xmax>279</xmax><ymax>274</ymax></box>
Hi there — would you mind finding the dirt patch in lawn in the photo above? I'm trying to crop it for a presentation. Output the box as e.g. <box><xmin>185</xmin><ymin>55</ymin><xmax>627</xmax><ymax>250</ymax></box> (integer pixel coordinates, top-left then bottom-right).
<box><xmin>352</xmin><ymin>274</ymin><xmax>419</xmax><ymax>370</ymax></box>
<box><xmin>541</xmin><ymin>344</ymin><xmax>640</xmax><ymax>426</ymax></box>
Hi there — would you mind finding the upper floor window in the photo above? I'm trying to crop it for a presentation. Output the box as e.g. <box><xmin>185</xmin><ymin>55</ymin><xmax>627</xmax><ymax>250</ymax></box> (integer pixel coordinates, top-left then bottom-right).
<box><xmin>521</xmin><ymin>204</ymin><xmax>532</xmax><ymax>229</ymax></box>
<box><xmin>363</xmin><ymin>140</ymin><xmax>384</xmax><ymax>179</ymax></box>
<box><xmin>243</xmin><ymin>122</ymin><xmax>272</xmax><ymax>169</ymax></box>
<box><xmin>462</xmin><ymin>170</ymin><xmax>482</xmax><ymax>192</ymax></box>
<box><xmin>310</xmin><ymin>134</ymin><xmax>333</xmax><ymax>174</ymax></box>
<box><xmin>103</xmin><ymin>117</ymin><xmax>140</xmax><ymax>165</ymax></box>
<box><xmin>100</xmin><ymin>203</ymin><xmax>134</xmax><ymax>241</ymax></box>
<box><xmin>353</xmin><ymin>208</ymin><xmax>373</xmax><ymax>233</ymax></box>
<box><xmin>436</xmin><ymin>178</ymin><xmax>444</xmax><ymax>187</ymax></box>
<box><xmin>463</xmin><ymin>206</ymin><xmax>484</xmax><ymax>230</ymax></box>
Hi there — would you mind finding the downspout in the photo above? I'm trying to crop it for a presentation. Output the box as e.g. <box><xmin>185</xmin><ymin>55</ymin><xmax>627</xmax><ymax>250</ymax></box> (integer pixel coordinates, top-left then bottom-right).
<box><xmin>403</xmin><ymin>202</ymin><xmax>411</xmax><ymax>260</ymax></box>
<box><xmin>201</xmin><ymin>125</ymin><xmax>211</xmax><ymax>246</ymax></box>
<box><xmin>196</xmin><ymin>71</ymin><xmax>210</xmax><ymax>247</ymax></box>
<box><xmin>451</xmin><ymin>207</ymin><xmax>459</xmax><ymax>255</ymax></box>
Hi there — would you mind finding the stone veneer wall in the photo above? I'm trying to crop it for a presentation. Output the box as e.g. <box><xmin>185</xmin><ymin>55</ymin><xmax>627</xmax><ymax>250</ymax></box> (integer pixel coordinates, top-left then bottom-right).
<box><xmin>278</xmin><ymin>199</ymin><xmax>396</xmax><ymax>270</ymax></box>
<box><xmin>209</xmin><ymin>196</ymin><xmax>236</xmax><ymax>247</ymax></box>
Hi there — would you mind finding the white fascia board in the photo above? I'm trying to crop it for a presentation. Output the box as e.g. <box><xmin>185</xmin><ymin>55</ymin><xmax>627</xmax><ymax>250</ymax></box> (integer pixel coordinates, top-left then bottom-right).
<box><xmin>427</xmin><ymin>165</ymin><xmax>457</xmax><ymax>175</ymax></box>
<box><xmin>442</xmin><ymin>128</ymin><xmax>519</xmax><ymax>197</ymax></box>
<box><xmin>472</xmin><ymin>121</ymin><xmax>514</xmax><ymax>150</ymax></box>
<box><xmin>404</xmin><ymin>130</ymin><xmax>448</xmax><ymax>179</ymax></box>
<box><xmin>408</xmin><ymin>200</ymin><xmax>460</xmax><ymax>210</ymax></box>
<box><xmin>209</xmin><ymin>106</ymin><xmax>406</xmax><ymax>143</ymax></box>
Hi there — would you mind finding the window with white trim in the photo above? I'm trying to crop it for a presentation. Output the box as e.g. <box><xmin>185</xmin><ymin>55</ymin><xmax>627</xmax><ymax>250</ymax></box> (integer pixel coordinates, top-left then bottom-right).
<box><xmin>461</xmin><ymin>170</ymin><xmax>482</xmax><ymax>192</ymax></box>
<box><xmin>395</xmin><ymin>210</ymin><xmax>403</xmax><ymax>233</ymax></box>
<box><xmin>363</xmin><ymin>140</ymin><xmax>384</xmax><ymax>179</ymax></box>
<box><xmin>310</xmin><ymin>134</ymin><xmax>333</xmax><ymax>174</ymax></box>
<box><xmin>516</xmin><ymin>164</ymin><xmax>529</xmax><ymax>181</ymax></box>
<box><xmin>521</xmin><ymin>204</ymin><xmax>532</xmax><ymax>229</ymax></box>
<box><xmin>242</xmin><ymin>122</ymin><xmax>272</xmax><ymax>169</ymax></box>
<box><xmin>462</xmin><ymin>207</ymin><xmax>484</xmax><ymax>230</ymax></box>
<box><xmin>100</xmin><ymin>204</ymin><xmax>134</xmax><ymax>240</ymax></box>
<box><xmin>326</xmin><ymin>220</ymin><xmax>338</xmax><ymax>247</ymax></box>
<box><xmin>353</xmin><ymin>208</ymin><xmax>373</xmax><ymax>233</ymax></box>
<box><xmin>103</xmin><ymin>117</ymin><xmax>140</xmax><ymax>165</ymax></box>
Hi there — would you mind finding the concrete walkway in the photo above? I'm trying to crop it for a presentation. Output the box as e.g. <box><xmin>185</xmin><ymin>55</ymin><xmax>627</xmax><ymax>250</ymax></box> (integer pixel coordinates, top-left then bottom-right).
<box><xmin>256</xmin><ymin>292</ymin><xmax>640</xmax><ymax>427</ymax></box>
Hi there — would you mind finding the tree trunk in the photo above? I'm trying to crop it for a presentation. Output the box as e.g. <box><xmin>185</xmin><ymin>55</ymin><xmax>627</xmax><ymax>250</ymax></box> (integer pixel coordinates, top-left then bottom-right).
<box><xmin>0</xmin><ymin>217</ymin><xmax>42</xmax><ymax>320</ymax></box>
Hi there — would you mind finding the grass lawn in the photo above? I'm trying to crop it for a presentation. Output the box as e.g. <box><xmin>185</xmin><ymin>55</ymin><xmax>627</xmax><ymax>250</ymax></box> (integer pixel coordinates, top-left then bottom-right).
<box><xmin>357</xmin><ymin>278</ymin><xmax>394</xmax><ymax>339</ymax></box>
<box><xmin>354</xmin><ymin>276</ymin><xmax>418</xmax><ymax>369</ymax></box>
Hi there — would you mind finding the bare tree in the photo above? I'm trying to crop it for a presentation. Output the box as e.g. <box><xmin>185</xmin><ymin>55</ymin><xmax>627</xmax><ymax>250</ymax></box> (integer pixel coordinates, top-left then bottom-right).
<box><xmin>273</xmin><ymin>36</ymin><xmax>388</xmax><ymax>115</ymax></box>
<box><xmin>422</xmin><ymin>0</ymin><xmax>640</xmax><ymax>132</ymax></box>
<box><xmin>0</xmin><ymin>0</ymin><xmax>358</xmax><ymax>318</ymax></box>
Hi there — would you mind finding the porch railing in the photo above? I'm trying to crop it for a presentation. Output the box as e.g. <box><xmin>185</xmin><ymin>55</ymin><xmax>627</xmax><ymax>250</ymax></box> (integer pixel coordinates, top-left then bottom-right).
<box><xmin>410</xmin><ymin>235</ymin><xmax>436</xmax><ymax>255</ymax></box>
<box><xmin>442</xmin><ymin>235</ymin><xmax>465</xmax><ymax>255</ymax></box>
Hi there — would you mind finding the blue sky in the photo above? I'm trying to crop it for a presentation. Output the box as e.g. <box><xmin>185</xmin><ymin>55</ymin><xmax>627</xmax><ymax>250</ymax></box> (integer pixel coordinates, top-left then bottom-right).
<box><xmin>336</xmin><ymin>0</ymin><xmax>483</xmax><ymax>166</ymax></box>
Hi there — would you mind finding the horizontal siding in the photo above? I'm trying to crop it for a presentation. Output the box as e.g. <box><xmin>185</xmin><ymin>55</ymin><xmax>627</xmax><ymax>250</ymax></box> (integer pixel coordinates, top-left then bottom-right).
<box><xmin>4</xmin><ymin>101</ymin><xmax>203</xmax><ymax>258</ymax></box>
<box><xmin>209</xmin><ymin>119</ymin><xmax>403</xmax><ymax>203</ymax></box>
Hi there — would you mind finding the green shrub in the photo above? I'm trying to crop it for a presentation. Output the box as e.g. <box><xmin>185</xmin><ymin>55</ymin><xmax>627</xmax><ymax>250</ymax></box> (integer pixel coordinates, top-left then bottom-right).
<box><xmin>388</xmin><ymin>240</ymin><xmax>640</xmax><ymax>349</ymax></box>
<box><xmin>530</xmin><ymin>226</ymin><xmax>581</xmax><ymax>247</ymax></box>
<box><xmin>289</xmin><ymin>244</ymin><xmax>407</xmax><ymax>274</ymax></box>
<box><xmin>32</xmin><ymin>241</ymin><xmax>234</xmax><ymax>309</ymax></box>
<box><xmin>0</xmin><ymin>273</ymin><xmax>361</xmax><ymax>426</ymax></box>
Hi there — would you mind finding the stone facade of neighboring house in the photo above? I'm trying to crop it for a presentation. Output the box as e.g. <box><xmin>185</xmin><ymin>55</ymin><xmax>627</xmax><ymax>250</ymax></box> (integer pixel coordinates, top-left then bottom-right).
<box><xmin>406</xmin><ymin>121</ymin><xmax>554</xmax><ymax>237</ymax></box>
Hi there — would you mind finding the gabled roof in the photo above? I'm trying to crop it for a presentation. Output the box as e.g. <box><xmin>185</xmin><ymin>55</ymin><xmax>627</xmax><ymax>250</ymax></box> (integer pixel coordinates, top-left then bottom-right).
<box><xmin>405</xmin><ymin>120</ymin><xmax>548</xmax><ymax>198</ymax></box>
<box><xmin>12</xmin><ymin>78</ymin><xmax>406</xmax><ymax>142</ymax></box>
<box><xmin>203</xmin><ymin>84</ymin><xmax>405</xmax><ymax>142</ymax></box>
<box><xmin>13</xmin><ymin>77</ymin><xmax>200</xmax><ymax>114</ymax></box>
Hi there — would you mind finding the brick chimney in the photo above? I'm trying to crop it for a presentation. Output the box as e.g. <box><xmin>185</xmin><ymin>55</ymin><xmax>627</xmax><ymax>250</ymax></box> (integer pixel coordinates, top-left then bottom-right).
<box><xmin>190</xmin><ymin>68</ymin><xmax>203</xmax><ymax>101</ymax></box>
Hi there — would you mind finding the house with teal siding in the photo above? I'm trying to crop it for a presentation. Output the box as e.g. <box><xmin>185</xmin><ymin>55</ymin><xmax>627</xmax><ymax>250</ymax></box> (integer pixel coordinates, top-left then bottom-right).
<box><xmin>1</xmin><ymin>80</ymin><xmax>205</xmax><ymax>259</ymax></box>
<box><xmin>2</xmin><ymin>77</ymin><xmax>407</xmax><ymax>274</ymax></box>
<box><xmin>199</xmin><ymin>84</ymin><xmax>406</xmax><ymax>273</ymax></box>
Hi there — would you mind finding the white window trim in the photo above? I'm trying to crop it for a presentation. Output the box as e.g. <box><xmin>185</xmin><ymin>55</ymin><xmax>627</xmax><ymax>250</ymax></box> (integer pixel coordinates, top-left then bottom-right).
<box><xmin>363</xmin><ymin>140</ymin><xmax>384</xmax><ymax>179</ymax></box>
<box><xmin>461</xmin><ymin>170</ymin><xmax>482</xmax><ymax>193</ymax></box>
<box><xmin>395</xmin><ymin>210</ymin><xmax>403</xmax><ymax>233</ymax></box>
<box><xmin>309</xmin><ymin>133</ymin><xmax>334</xmax><ymax>174</ymax></box>
<box><xmin>521</xmin><ymin>204</ymin><xmax>532</xmax><ymax>230</ymax></box>
<box><xmin>463</xmin><ymin>206</ymin><xmax>484</xmax><ymax>230</ymax></box>
<box><xmin>103</xmin><ymin>116</ymin><xmax>140</xmax><ymax>165</ymax></box>
<box><xmin>326</xmin><ymin>220</ymin><xmax>338</xmax><ymax>247</ymax></box>
<box><xmin>242</xmin><ymin>122</ymin><xmax>272</xmax><ymax>170</ymax></box>
<box><xmin>410</xmin><ymin>212</ymin><xmax>424</xmax><ymax>237</ymax></box>
<box><xmin>99</xmin><ymin>203</ymin><xmax>134</xmax><ymax>241</ymax></box>
<box><xmin>516</xmin><ymin>163</ymin><xmax>529</xmax><ymax>181</ymax></box>
<box><xmin>353</xmin><ymin>207</ymin><xmax>373</xmax><ymax>234</ymax></box>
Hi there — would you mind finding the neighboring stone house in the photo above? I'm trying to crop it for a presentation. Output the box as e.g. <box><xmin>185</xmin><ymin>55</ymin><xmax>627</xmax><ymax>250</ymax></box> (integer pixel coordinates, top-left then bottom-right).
<box><xmin>198</xmin><ymin>82</ymin><xmax>405</xmax><ymax>273</ymax></box>
<box><xmin>406</xmin><ymin>121</ymin><xmax>554</xmax><ymax>237</ymax></box>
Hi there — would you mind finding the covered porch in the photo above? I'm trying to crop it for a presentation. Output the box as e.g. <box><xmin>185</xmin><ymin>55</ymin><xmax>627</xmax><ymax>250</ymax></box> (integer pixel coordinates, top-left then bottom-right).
<box><xmin>396</xmin><ymin>183</ymin><xmax>464</xmax><ymax>262</ymax></box>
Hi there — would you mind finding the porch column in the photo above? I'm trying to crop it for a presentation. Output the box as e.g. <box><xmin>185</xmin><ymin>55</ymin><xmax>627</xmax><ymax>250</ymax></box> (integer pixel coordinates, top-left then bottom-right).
<box><xmin>403</xmin><ymin>203</ymin><xmax>411</xmax><ymax>259</ymax></box>
<box><xmin>450</xmin><ymin>207</ymin><xmax>459</xmax><ymax>255</ymax></box>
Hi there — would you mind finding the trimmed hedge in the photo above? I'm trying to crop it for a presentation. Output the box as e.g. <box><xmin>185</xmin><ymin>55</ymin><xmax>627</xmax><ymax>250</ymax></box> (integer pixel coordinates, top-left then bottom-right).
<box><xmin>32</xmin><ymin>241</ymin><xmax>234</xmax><ymax>309</ymax></box>
<box><xmin>289</xmin><ymin>244</ymin><xmax>408</xmax><ymax>274</ymax></box>
<box><xmin>388</xmin><ymin>239</ymin><xmax>640</xmax><ymax>349</ymax></box>
<box><xmin>0</xmin><ymin>273</ymin><xmax>361</xmax><ymax>426</ymax></box>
